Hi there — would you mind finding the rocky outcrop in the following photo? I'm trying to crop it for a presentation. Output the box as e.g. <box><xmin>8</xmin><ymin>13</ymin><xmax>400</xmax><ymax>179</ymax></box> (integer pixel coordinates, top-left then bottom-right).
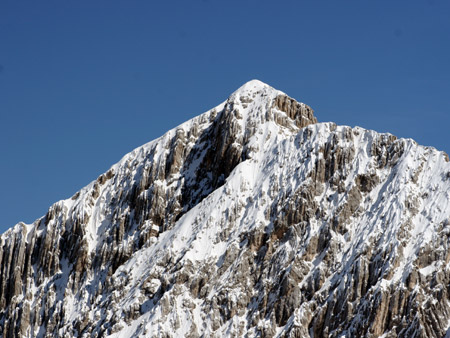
<box><xmin>273</xmin><ymin>94</ymin><xmax>317</xmax><ymax>129</ymax></box>
<box><xmin>1</xmin><ymin>80</ymin><xmax>449</xmax><ymax>337</ymax></box>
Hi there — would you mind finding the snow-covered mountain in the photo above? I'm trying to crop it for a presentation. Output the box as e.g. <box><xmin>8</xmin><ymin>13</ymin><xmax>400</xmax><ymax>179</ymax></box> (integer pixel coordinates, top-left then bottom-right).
<box><xmin>1</xmin><ymin>80</ymin><xmax>450</xmax><ymax>337</ymax></box>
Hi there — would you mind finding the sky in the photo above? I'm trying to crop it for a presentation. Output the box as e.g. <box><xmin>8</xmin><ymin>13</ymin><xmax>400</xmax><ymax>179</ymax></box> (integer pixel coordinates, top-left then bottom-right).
<box><xmin>1</xmin><ymin>0</ymin><xmax>449</xmax><ymax>233</ymax></box>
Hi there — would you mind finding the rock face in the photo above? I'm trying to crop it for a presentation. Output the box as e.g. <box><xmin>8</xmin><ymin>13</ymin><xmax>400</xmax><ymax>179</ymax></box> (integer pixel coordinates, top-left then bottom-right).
<box><xmin>1</xmin><ymin>79</ymin><xmax>450</xmax><ymax>337</ymax></box>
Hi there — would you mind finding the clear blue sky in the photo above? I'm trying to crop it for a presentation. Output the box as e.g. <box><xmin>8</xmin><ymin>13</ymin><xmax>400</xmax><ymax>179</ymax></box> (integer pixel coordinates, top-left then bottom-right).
<box><xmin>1</xmin><ymin>0</ymin><xmax>449</xmax><ymax>233</ymax></box>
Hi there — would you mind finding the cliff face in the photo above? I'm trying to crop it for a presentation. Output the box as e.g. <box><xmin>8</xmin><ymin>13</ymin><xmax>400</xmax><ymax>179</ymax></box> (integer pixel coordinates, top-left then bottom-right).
<box><xmin>1</xmin><ymin>80</ymin><xmax>450</xmax><ymax>337</ymax></box>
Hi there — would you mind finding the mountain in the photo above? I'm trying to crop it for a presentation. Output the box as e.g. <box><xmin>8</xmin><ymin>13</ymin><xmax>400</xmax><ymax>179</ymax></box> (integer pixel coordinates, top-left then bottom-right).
<box><xmin>1</xmin><ymin>80</ymin><xmax>450</xmax><ymax>337</ymax></box>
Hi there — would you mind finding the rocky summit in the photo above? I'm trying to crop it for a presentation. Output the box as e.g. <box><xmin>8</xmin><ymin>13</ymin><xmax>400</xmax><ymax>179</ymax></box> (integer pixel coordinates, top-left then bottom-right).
<box><xmin>1</xmin><ymin>80</ymin><xmax>450</xmax><ymax>337</ymax></box>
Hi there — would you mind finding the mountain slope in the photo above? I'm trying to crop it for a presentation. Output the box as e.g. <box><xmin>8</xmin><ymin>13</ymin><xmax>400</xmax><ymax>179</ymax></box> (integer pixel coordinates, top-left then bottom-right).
<box><xmin>1</xmin><ymin>80</ymin><xmax>450</xmax><ymax>337</ymax></box>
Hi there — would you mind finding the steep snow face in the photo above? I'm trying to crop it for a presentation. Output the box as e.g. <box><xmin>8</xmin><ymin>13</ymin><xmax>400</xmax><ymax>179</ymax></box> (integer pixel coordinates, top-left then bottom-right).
<box><xmin>1</xmin><ymin>80</ymin><xmax>450</xmax><ymax>338</ymax></box>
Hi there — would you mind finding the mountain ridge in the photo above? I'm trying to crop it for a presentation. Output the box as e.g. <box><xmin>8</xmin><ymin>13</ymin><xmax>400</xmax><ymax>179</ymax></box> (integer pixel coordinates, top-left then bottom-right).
<box><xmin>1</xmin><ymin>80</ymin><xmax>450</xmax><ymax>337</ymax></box>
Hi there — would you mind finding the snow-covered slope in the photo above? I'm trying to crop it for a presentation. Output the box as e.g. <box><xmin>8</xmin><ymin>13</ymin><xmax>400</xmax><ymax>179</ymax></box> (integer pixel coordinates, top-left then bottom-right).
<box><xmin>1</xmin><ymin>80</ymin><xmax>450</xmax><ymax>337</ymax></box>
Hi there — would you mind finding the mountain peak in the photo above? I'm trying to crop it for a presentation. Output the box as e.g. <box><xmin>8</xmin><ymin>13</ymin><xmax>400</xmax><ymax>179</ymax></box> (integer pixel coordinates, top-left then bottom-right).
<box><xmin>1</xmin><ymin>82</ymin><xmax>450</xmax><ymax>337</ymax></box>
<box><xmin>233</xmin><ymin>79</ymin><xmax>278</xmax><ymax>94</ymax></box>
<box><xmin>223</xmin><ymin>79</ymin><xmax>317</xmax><ymax>131</ymax></box>
<box><xmin>229</xmin><ymin>79</ymin><xmax>283</xmax><ymax>104</ymax></box>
